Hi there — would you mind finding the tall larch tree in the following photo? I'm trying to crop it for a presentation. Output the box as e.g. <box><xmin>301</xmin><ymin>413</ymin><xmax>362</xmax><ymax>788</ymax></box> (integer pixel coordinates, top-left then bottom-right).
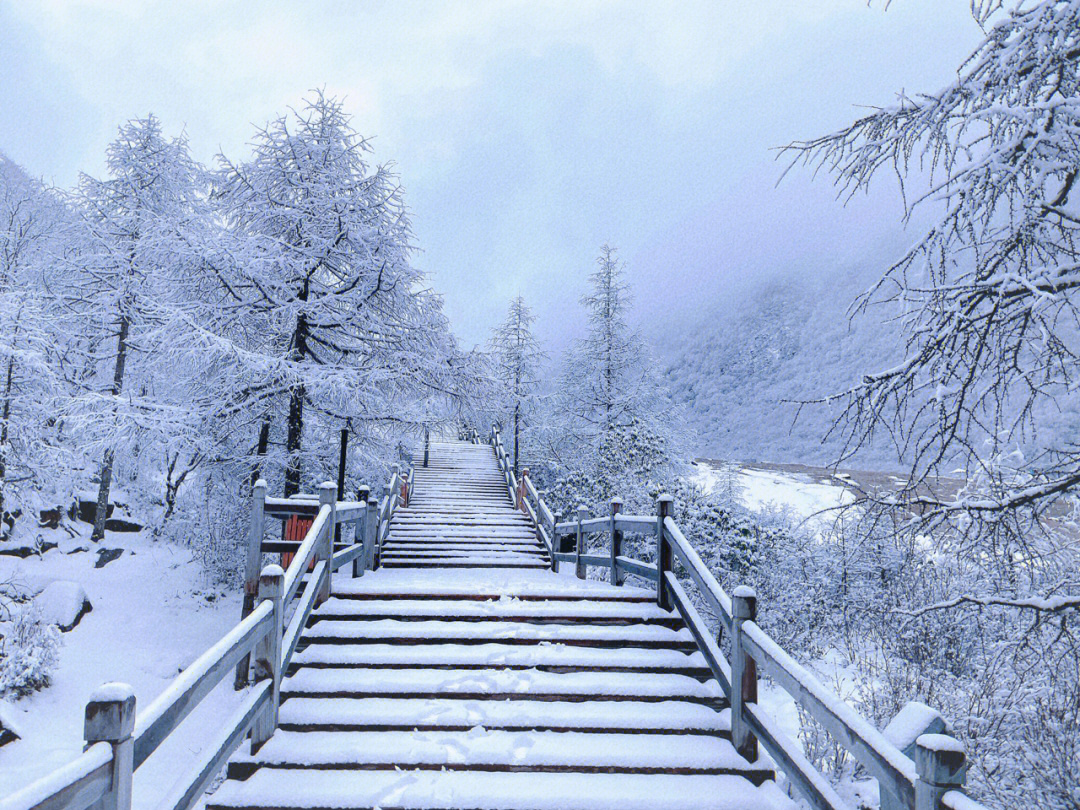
<box><xmin>489</xmin><ymin>296</ymin><xmax>544</xmax><ymax>474</ymax></box>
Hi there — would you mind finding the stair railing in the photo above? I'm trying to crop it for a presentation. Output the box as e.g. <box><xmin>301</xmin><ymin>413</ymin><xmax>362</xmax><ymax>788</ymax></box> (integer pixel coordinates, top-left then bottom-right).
<box><xmin>3</xmin><ymin>465</ymin><xmax>402</xmax><ymax>810</ymax></box>
<box><xmin>545</xmin><ymin>489</ymin><xmax>991</xmax><ymax>810</ymax></box>
<box><xmin>489</xmin><ymin>426</ymin><xmax>556</xmax><ymax>564</ymax></box>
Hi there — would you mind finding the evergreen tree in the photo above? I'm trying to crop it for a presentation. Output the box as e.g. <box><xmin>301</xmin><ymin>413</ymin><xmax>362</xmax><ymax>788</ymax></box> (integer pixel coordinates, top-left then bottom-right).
<box><xmin>214</xmin><ymin>91</ymin><xmax>479</xmax><ymax>494</ymax></box>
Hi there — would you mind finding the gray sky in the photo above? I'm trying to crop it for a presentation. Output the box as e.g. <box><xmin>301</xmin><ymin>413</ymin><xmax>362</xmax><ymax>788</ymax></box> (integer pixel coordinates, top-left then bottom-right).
<box><xmin>0</xmin><ymin>1</ymin><xmax>983</xmax><ymax>351</ymax></box>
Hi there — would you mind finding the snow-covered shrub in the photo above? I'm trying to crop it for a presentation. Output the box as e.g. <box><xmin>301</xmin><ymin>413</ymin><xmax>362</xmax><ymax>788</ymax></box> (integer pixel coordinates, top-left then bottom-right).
<box><xmin>0</xmin><ymin>605</ymin><xmax>61</xmax><ymax>698</ymax></box>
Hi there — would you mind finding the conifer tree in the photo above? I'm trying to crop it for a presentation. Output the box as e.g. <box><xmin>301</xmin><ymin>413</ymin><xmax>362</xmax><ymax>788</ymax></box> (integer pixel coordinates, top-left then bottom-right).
<box><xmin>489</xmin><ymin>296</ymin><xmax>544</xmax><ymax>474</ymax></box>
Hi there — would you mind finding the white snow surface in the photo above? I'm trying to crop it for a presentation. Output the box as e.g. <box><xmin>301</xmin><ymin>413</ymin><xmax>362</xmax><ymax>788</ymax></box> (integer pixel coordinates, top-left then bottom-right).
<box><xmin>232</xmin><ymin>728</ymin><xmax>750</xmax><ymax>769</ymax></box>
<box><xmin>284</xmin><ymin>666</ymin><xmax>722</xmax><ymax>700</ymax></box>
<box><xmin>692</xmin><ymin>461</ymin><xmax>854</xmax><ymax>521</ymax></box>
<box><xmin>279</xmin><ymin>696</ymin><xmax>730</xmax><ymax>732</ymax></box>
<box><xmin>0</xmin><ymin>526</ymin><xmax>244</xmax><ymax>806</ymax></box>
<box><xmin>209</xmin><ymin>769</ymin><xmax>796</xmax><ymax>810</ymax></box>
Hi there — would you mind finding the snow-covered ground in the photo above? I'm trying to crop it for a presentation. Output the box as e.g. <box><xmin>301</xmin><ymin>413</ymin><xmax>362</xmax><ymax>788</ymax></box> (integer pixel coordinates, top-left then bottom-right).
<box><xmin>0</xmin><ymin>525</ymin><xmax>245</xmax><ymax>805</ymax></box>
<box><xmin>691</xmin><ymin>461</ymin><xmax>854</xmax><ymax>521</ymax></box>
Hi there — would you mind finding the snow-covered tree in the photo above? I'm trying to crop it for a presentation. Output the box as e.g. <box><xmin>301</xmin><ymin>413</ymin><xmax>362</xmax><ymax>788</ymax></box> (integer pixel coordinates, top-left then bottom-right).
<box><xmin>550</xmin><ymin>245</ymin><xmax>679</xmax><ymax>480</ymax></box>
<box><xmin>214</xmin><ymin>91</ymin><xmax>481</xmax><ymax>494</ymax></box>
<box><xmin>66</xmin><ymin>116</ymin><xmax>208</xmax><ymax>542</ymax></box>
<box><xmin>786</xmin><ymin>0</ymin><xmax>1080</xmax><ymax>566</ymax></box>
<box><xmin>0</xmin><ymin>156</ymin><xmax>69</xmax><ymax>533</ymax></box>
<box><xmin>489</xmin><ymin>296</ymin><xmax>544</xmax><ymax>474</ymax></box>
<box><xmin>784</xmin><ymin>4</ymin><xmax>1080</xmax><ymax>804</ymax></box>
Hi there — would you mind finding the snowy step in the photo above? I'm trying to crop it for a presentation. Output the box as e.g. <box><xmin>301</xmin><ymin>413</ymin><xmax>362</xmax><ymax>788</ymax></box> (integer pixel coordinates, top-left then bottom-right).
<box><xmin>290</xmin><ymin>642</ymin><xmax>709</xmax><ymax>675</ymax></box>
<box><xmin>379</xmin><ymin>551</ymin><xmax>547</xmax><ymax>562</ymax></box>
<box><xmin>384</xmin><ymin>542</ymin><xmax>544</xmax><ymax>557</ymax></box>
<box><xmin>281</xmin><ymin>667</ymin><xmax>722</xmax><ymax>703</ymax></box>
<box><xmin>380</xmin><ymin>560</ymin><xmax>552</xmax><ymax>570</ymax></box>
<box><xmin>226</xmin><ymin>729</ymin><xmax>770</xmax><ymax>778</ymax></box>
<box><xmin>393</xmin><ymin>520</ymin><xmax>535</xmax><ymax>527</ymax></box>
<box><xmin>278</xmin><ymin>697</ymin><xmax>730</xmax><ymax>735</ymax></box>
<box><xmin>301</xmin><ymin>619</ymin><xmax>692</xmax><ymax>648</ymax></box>
<box><xmin>310</xmin><ymin>597</ymin><xmax>678</xmax><ymax>624</ymax></box>
<box><xmin>207</xmin><ymin>769</ymin><xmax>794</xmax><ymax>810</ymax></box>
<box><xmin>380</xmin><ymin>545</ymin><xmax>544</xmax><ymax>555</ymax></box>
<box><xmin>330</xmin><ymin>572</ymin><xmax>656</xmax><ymax>602</ymax></box>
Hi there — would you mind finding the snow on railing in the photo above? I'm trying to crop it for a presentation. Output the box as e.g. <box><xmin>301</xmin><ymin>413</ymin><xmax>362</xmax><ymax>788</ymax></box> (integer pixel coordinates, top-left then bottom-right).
<box><xmin>2</xmin><ymin>464</ymin><xmax>404</xmax><ymax>810</ymax></box>
<box><xmin>492</xmin><ymin>418</ymin><xmax>992</xmax><ymax>810</ymax></box>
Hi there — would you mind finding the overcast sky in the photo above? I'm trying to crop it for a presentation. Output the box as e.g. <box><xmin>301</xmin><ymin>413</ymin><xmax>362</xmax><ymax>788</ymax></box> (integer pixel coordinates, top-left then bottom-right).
<box><xmin>0</xmin><ymin>1</ymin><xmax>984</xmax><ymax>351</ymax></box>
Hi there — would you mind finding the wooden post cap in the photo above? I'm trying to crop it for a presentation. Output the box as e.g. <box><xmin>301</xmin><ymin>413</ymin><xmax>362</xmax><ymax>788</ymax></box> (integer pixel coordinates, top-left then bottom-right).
<box><xmin>733</xmin><ymin>586</ymin><xmax>758</xmax><ymax>619</ymax></box>
<box><xmin>916</xmin><ymin>734</ymin><xmax>967</xmax><ymax>785</ymax></box>
<box><xmin>85</xmin><ymin>683</ymin><xmax>136</xmax><ymax>742</ymax></box>
<box><xmin>576</xmin><ymin>505</ymin><xmax>589</xmax><ymax>520</ymax></box>
<box><xmin>253</xmin><ymin>479</ymin><xmax>267</xmax><ymax>491</ymax></box>
<box><xmin>611</xmin><ymin>497</ymin><xmax>623</xmax><ymax>512</ymax></box>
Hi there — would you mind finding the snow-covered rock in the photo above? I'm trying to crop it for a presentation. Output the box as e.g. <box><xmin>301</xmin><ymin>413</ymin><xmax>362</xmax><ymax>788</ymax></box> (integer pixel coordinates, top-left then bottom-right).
<box><xmin>57</xmin><ymin>537</ymin><xmax>90</xmax><ymax>555</ymax></box>
<box><xmin>0</xmin><ymin>703</ymin><xmax>21</xmax><ymax>747</ymax></box>
<box><xmin>0</xmin><ymin>537</ymin><xmax>58</xmax><ymax>558</ymax></box>
<box><xmin>34</xmin><ymin>580</ymin><xmax>93</xmax><ymax>632</ymax></box>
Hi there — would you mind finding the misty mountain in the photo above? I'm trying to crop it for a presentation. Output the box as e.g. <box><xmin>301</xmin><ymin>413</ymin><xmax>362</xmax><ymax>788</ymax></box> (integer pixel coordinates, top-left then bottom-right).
<box><xmin>660</xmin><ymin>266</ymin><xmax>904</xmax><ymax>469</ymax></box>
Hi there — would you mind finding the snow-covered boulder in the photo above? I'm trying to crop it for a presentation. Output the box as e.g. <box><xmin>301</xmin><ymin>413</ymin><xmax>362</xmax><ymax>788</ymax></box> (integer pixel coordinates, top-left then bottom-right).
<box><xmin>0</xmin><ymin>536</ymin><xmax>58</xmax><ymax>558</ymax></box>
<box><xmin>0</xmin><ymin>703</ymin><xmax>21</xmax><ymax>746</ymax></box>
<box><xmin>34</xmin><ymin>580</ymin><xmax>93</xmax><ymax>632</ymax></box>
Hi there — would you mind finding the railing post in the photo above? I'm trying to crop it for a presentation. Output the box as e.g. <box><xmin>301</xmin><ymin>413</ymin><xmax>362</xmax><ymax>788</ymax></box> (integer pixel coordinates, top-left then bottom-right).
<box><xmin>250</xmin><ymin>564</ymin><xmax>284</xmax><ymax>752</ymax></box>
<box><xmin>353</xmin><ymin>486</ymin><xmax>370</xmax><ymax>578</ymax></box>
<box><xmin>655</xmin><ymin>494</ymin><xmax>673</xmax><ymax>609</ymax></box>
<box><xmin>609</xmin><ymin>497</ymin><xmax>624</xmax><ymax>585</ymax></box>
<box><xmin>552</xmin><ymin>510</ymin><xmax>563</xmax><ymax>573</ymax></box>
<box><xmin>424</xmin><ymin>427</ymin><xmax>430</xmax><ymax>467</ymax></box>
<box><xmin>235</xmin><ymin>478</ymin><xmax>266</xmax><ymax>689</ymax></box>
<box><xmin>318</xmin><ymin>482</ymin><xmax>336</xmax><ymax>603</ymax></box>
<box><xmin>575</xmin><ymin>505</ymin><xmax>588</xmax><ymax>580</ymax></box>
<box><xmin>84</xmin><ymin>683</ymin><xmax>135</xmax><ymax>810</ymax></box>
<box><xmin>915</xmin><ymin>734</ymin><xmax>967</xmax><ymax>810</ymax></box>
<box><xmin>731</xmin><ymin>585</ymin><xmax>759</xmax><ymax>762</ymax></box>
<box><xmin>365</xmin><ymin>494</ymin><xmax>379</xmax><ymax>570</ymax></box>
<box><xmin>517</xmin><ymin>469</ymin><xmax>529</xmax><ymax>512</ymax></box>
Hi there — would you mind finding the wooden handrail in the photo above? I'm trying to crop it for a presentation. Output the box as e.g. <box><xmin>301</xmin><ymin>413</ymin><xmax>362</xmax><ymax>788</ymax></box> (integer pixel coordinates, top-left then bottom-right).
<box><xmin>0</xmin><ymin>742</ymin><xmax>112</xmax><ymax>810</ymax></box>
<box><xmin>9</xmin><ymin>462</ymin><xmax>397</xmax><ymax>810</ymax></box>
<box><xmin>555</xmin><ymin>496</ymin><xmax>992</xmax><ymax>810</ymax></box>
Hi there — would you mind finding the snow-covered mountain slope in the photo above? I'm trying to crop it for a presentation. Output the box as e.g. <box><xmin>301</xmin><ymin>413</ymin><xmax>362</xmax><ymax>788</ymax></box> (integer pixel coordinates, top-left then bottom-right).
<box><xmin>658</xmin><ymin>268</ymin><xmax>904</xmax><ymax>469</ymax></box>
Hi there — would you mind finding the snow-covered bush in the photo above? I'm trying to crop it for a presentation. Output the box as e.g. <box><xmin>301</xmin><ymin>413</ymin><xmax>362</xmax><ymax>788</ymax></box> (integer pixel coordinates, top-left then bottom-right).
<box><xmin>0</xmin><ymin>605</ymin><xmax>61</xmax><ymax>698</ymax></box>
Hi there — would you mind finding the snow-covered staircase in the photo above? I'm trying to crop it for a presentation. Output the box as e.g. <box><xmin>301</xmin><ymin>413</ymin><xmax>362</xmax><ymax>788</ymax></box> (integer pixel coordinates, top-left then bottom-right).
<box><xmin>379</xmin><ymin>442</ymin><xmax>551</xmax><ymax>569</ymax></box>
<box><xmin>207</xmin><ymin>440</ymin><xmax>792</xmax><ymax>810</ymax></box>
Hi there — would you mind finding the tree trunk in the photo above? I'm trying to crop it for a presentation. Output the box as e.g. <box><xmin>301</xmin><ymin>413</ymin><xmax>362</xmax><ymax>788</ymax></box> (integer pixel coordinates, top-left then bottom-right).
<box><xmin>91</xmin><ymin>314</ymin><xmax>129</xmax><ymax>543</ymax></box>
<box><xmin>0</xmin><ymin>352</ymin><xmax>16</xmax><ymax>521</ymax></box>
<box><xmin>513</xmin><ymin>403</ymin><xmax>520</xmax><ymax>476</ymax></box>
<box><xmin>284</xmin><ymin>312</ymin><xmax>308</xmax><ymax>497</ymax></box>
<box><xmin>250</xmin><ymin>420</ymin><xmax>271</xmax><ymax>491</ymax></box>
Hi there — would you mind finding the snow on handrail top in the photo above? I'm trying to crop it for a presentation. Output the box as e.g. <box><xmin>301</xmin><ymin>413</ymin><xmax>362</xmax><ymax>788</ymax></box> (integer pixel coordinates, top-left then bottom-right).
<box><xmin>740</xmin><ymin>618</ymin><xmax>919</xmax><ymax>795</ymax></box>
<box><xmin>132</xmin><ymin>598</ymin><xmax>274</xmax><ymax>768</ymax></box>
<box><xmin>0</xmin><ymin>742</ymin><xmax>111</xmax><ymax>810</ymax></box>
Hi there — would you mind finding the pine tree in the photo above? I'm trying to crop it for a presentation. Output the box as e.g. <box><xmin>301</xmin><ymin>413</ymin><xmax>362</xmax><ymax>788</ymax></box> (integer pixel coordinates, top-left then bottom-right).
<box><xmin>549</xmin><ymin>244</ymin><xmax>680</xmax><ymax>488</ymax></box>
